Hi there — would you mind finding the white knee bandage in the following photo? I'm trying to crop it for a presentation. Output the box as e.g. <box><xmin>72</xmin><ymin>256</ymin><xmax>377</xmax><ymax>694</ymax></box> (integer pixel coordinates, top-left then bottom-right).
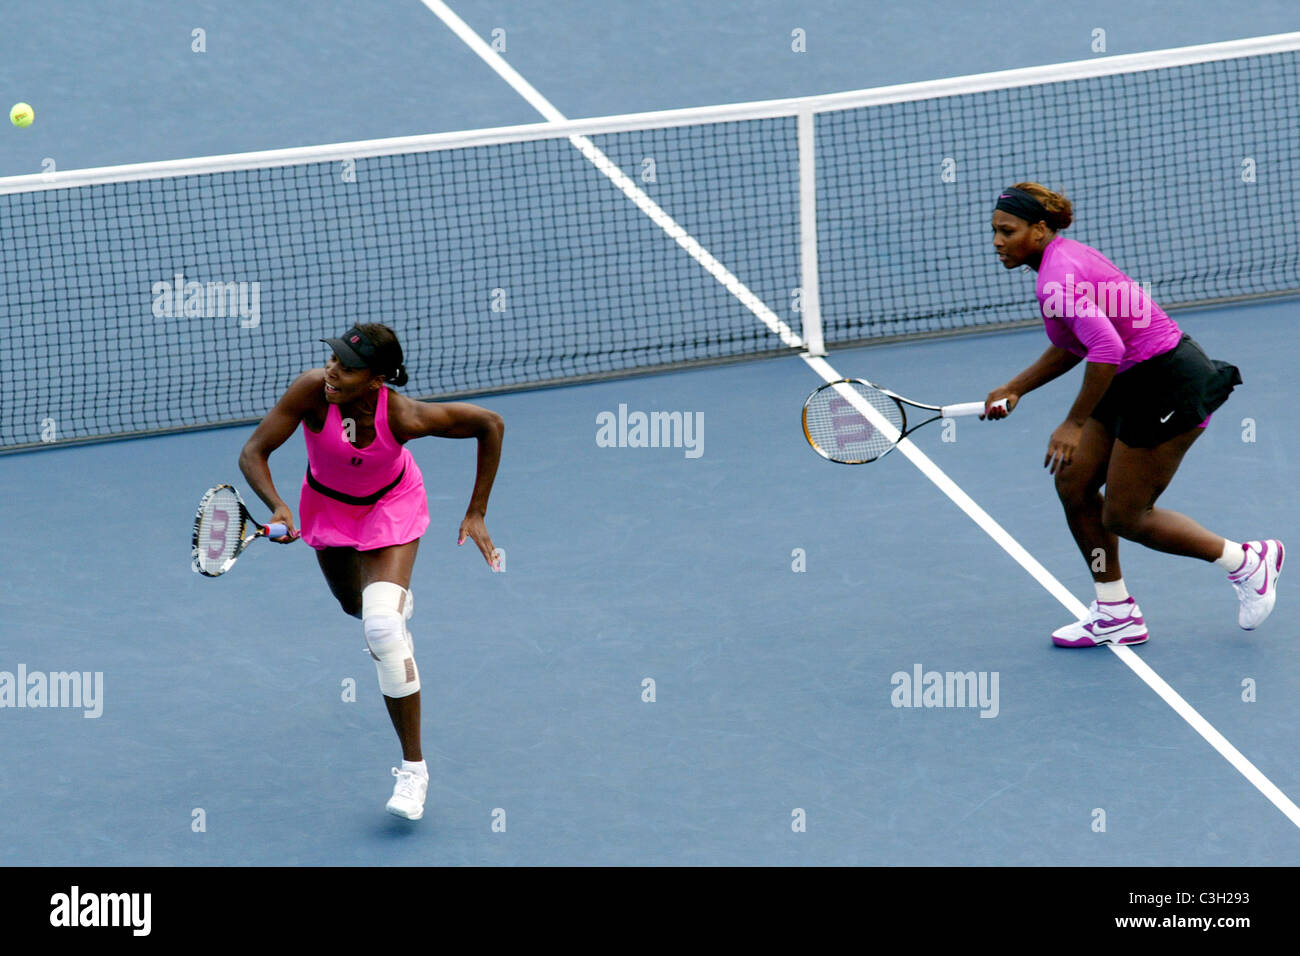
<box><xmin>362</xmin><ymin>582</ymin><xmax>419</xmax><ymax>698</ymax></box>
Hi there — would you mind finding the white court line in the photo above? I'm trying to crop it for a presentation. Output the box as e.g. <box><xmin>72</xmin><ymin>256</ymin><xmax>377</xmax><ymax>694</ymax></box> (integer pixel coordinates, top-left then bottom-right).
<box><xmin>801</xmin><ymin>359</ymin><xmax>1300</xmax><ymax>829</ymax></box>
<box><xmin>420</xmin><ymin>0</ymin><xmax>1300</xmax><ymax>830</ymax></box>
<box><xmin>418</xmin><ymin>0</ymin><xmax>802</xmax><ymax>348</ymax></box>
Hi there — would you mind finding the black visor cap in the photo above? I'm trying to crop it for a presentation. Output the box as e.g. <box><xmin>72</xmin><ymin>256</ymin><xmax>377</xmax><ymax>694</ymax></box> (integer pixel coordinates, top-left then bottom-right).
<box><xmin>320</xmin><ymin>327</ymin><xmax>376</xmax><ymax>370</ymax></box>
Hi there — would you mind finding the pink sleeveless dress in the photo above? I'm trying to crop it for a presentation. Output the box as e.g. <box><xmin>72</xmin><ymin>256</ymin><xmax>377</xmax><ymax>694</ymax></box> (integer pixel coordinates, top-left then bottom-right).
<box><xmin>298</xmin><ymin>386</ymin><xmax>430</xmax><ymax>550</ymax></box>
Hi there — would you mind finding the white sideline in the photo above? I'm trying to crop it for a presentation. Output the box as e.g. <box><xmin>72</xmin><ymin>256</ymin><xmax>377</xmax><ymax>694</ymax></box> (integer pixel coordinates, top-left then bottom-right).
<box><xmin>421</xmin><ymin>0</ymin><xmax>1300</xmax><ymax>830</ymax></box>
<box><xmin>418</xmin><ymin>0</ymin><xmax>802</xmax><ymax>350</ymax></box>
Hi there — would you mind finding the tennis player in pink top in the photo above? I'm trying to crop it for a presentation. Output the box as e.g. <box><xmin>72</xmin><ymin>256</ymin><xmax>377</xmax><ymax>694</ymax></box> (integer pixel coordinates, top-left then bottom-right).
<box><xmin>239</xmin><ymin>323</ymin><xmax>504</xmax><ymax>819</ymax></box>
<box><xmin>985</xmin><ymin>183</ymin><xmax>1281</xmax><ymax>646</ymax></box>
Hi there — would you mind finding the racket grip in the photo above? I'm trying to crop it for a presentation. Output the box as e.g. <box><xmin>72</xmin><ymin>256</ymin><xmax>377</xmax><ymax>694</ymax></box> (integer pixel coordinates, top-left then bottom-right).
<box><xmin>265</xmin><ymin>523</ymin><xmax>288</xmax><ymax>538</ymax></box>
<box><xmin>941</xmin><ymin>398</ymin><xmax>1008</xmax><ymax>418</ymax></box>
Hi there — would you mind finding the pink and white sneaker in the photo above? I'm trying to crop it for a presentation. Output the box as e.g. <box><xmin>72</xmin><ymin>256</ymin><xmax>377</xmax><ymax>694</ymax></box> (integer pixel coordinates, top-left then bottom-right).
<box><xmin>1229</xmin><ymin>539</ymin><xmax>1284</xmax><ymax>630</ymax></box>
<box><xmin>1052</xmin><ymin>598</ymin><xmax>1148</xmax><ymax>647</ymax></box>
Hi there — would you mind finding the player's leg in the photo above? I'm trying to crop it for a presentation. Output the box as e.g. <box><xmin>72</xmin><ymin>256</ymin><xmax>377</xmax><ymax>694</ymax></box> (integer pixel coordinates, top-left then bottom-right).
<box><xmin>357</xmin><ymin>539</ymin><xmax>427</xmax><ymax>818</ymax></box>
<box><xmin>1104</xmin><ymin>427</ymin><xmax>1282</xmax><ymax>629</ymax></box>
<box><xmin>316</xmin><ymin>547</ymin><xmax>364</xmax><ymax>618</ymax></box>
<box><xmin>1051</xmin><ymin>418</ymin><xmax>1147</xmax><ymax>647</ymax></box>
<box><xmin>1101</xmin><ymin>425</ymin><xmax>1218</xmax><ymax>558</ymax></box>
<box><xmin>358</xmin><ymin>540</ymin><xmax>421</xmax><ymax>758</ymax></box>
<box><xmin>1055</xmin><ymin>417</ymin><xmax>1120</xmax><ymax>584</ymax></box>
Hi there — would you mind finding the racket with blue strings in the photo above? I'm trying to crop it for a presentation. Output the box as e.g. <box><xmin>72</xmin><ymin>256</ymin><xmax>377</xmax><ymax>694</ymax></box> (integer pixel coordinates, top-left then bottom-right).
<box><xmin>803</xmin><ymin>378</ymin><xmax>1007</xmax><ymax>464</ymax></box>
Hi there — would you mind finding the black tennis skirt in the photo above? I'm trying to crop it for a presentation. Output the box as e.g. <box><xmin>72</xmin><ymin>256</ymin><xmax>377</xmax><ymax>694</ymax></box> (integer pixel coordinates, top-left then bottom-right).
<box><xmin>1090</xmin><ymin>333</ymin><xmax>1242</xmax><ymax>448</ymax></box>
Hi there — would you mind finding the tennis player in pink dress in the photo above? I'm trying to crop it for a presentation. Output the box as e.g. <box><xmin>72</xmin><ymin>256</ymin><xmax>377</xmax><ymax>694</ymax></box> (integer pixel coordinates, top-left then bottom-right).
<box><xmin>984</xmin><ymin>183</ymin><xmax>1281</xmax><ymax>646</ymax></box>
<box><xmin>239</xmin><ymin>323</ymin><xmax>504</xmax><ymax>819</ymax></box>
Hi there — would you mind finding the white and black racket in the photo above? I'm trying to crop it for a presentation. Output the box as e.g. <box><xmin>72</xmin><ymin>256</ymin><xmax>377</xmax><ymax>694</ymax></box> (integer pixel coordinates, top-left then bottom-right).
<box><xmin>802</xmin><ymin>378</ymin><xmax>1007</xmax><ymax>464</ymax></box>
<box><xmin>191</xmin><ymin>484</ymin><xmax>289</xmax><ymax>577</ymax></box>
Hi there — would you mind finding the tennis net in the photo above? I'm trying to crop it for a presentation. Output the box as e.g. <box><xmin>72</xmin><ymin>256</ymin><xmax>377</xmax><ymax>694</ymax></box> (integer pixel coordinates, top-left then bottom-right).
<box><xmin>2</xmin><ymin>31</ymin><xmax>1297</xmax><ymax>451</ymax></box>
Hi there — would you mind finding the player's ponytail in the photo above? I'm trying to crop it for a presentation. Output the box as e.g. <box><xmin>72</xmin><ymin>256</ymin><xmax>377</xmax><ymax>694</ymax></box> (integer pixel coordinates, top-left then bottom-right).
<box><xmin>1011</xmin><ymin>182</ymin><xmax>1073</xmax><ymax>231</ymax></box>
<box><xmin>357</xmin><ymin>322</ymin><xmax>408</xmax><ymax>388</ymax></box>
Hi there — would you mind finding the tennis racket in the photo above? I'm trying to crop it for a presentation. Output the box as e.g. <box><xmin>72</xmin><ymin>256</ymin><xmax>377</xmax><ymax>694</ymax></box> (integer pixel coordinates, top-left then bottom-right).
<box><xmin>191</xmin><ymin>484</ymin><xmax>289</xmax><ymax>577</ymax></box>
<box><xmin>802</xmin><ymin>378</ymin><xmax>1008</xmax><ymax>464</ymax></box>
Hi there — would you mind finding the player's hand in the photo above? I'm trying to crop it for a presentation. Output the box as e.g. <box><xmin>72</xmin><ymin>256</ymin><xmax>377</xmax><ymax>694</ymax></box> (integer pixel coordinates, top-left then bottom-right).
<box><xmin>458</xmin><ymin>512</ymin><xmax>500</xmax><ymax>571</ymax></box>
<box><xmin>1045</xmin><ymin>420</ymin><xmax>1083</xmax><ymax>475</ymax></box>
<box><xmin>268</xmin><ymin>504</ymin><xmax>299</xmax><ymax>543</ymax></box>
<box><xmin>982</xmin><ymin>387</ymin><xmax>1019</xmax><ymax>420</ymax></box>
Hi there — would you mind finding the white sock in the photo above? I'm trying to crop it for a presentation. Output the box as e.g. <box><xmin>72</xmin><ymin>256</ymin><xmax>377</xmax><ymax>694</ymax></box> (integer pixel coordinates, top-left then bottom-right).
<box><xmin>1095</xmin><ymin>579</ymin><xmax>1130</xmax><ymax>603</ymax></box>
<box><xmin>402</xmin><ymin>759</ymin><xmax>428</xmax><ymax>779</ymax></box>
<box><xmin>1215</xmin><ymin>539</ymin><xmax>1247</xmax><ymax>574</ymax></box>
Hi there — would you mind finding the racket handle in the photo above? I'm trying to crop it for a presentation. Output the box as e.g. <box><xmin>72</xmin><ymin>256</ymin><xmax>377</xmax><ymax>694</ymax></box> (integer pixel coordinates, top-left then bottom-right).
<box><xmin>265</xmin><ymin>523</ymin><xmax>288</xmax><ymax>538</ymax></box>
<box><xmin>941</xmin><ymin>398</ymin><xmax>1008</xmax><ymax>418</ymax></box>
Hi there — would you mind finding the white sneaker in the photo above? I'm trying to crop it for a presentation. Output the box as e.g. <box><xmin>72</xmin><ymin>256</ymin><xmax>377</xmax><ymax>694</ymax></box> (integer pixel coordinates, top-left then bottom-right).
<box><xmin>1052</xmin><ymin>598</ymin><xmax>1148</xmax><ymax>647</ymax></box>
<box><xmin>1229</xmin><ymin>539</ymin><xmax>1284</xmax><ymax>630</ymax></box>
<box><xmin>385</xmin><ymin>768</ymin><xmax>428</xmax><ymax>820</ymax></box>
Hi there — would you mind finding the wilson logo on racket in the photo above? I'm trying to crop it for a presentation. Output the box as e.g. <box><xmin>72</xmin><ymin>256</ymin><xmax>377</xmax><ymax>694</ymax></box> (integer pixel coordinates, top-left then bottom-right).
<box><xmin>206</xmin><ymin>507</ymin><xmax>231</xmax><ymax>560</ymax></box>
<box><xmin>803</xmin><ymin>378</ymin><xmax>1006</xmax><ymax>465</ymax></box>
<box><xmin>191</xmin><ymin>484</ymin><xmax>291</xmax><ymax>577</ymax></box>
<box><xmin>828</xmin><ymin>396</ymin><xmax>877</xmax><ymax>450</ymax></box>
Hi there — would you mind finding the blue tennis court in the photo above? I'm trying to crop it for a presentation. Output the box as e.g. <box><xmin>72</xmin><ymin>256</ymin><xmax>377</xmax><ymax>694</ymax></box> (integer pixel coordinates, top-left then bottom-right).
<box><xmin>1</xmin><ymin>1</ymin><xmax>1298</xmax><ymax>868</ymax></box>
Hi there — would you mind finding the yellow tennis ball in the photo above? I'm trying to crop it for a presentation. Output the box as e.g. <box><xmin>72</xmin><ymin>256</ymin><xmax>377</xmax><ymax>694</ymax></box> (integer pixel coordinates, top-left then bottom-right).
<box><xmin>10</xmin><ymin>103</ymin><xmax>34</xmax><ymax>127</ymax></box>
